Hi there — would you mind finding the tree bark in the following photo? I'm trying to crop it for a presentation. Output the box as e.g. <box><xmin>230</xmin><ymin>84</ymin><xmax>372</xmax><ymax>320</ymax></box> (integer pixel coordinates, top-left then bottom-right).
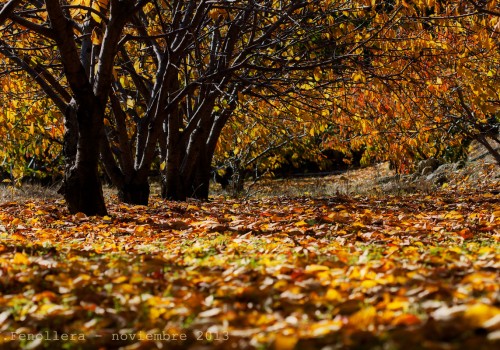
<box><xmin>162</xmin><ymin>147</ymin><xmax>186</xmax><ymax>201</ymax></box>
<box><xmin>60</xmin><ymin>101</ymin><xmax>107</xmax><ymax>215</ymax></box>
<box><xmin>118</xmin><ymin>180</ymin><xmax>150</xmax><ymax>205</ymax></box>
<box><xmin>190</xmin><ymin>153</ymin><xmax>212</xmax><ymax>200</ymax></box>
<box><xmin>189</xmin><ymin>110</ymin><xmax>234</xmax><ymax>199</ymax></box>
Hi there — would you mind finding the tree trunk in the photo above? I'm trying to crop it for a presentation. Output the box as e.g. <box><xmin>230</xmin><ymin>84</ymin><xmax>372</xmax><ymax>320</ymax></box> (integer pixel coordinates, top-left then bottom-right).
<box><xmin>190</xmin><ymin>152</ymin><xmax>212</xmax><ymax>200</ymax></box>
<box><xmin>162</xmin><ymin>149</ymin><xmax>186</xmax><ymax>201</ymax></box>
<box><xmin>476</xmin><ymin>135</ymin><xmax>500</xmax><ymax>166</ymax></box>
<box><xmin>161</xmin><ymin>99</ymin><xmax>236</xmax><ymax>201</ymax></box>
<box><xmin>118</xmin><ymin>178</ymin><xmax>150</xmax><ymax>205</ymax></box>
<box><xmin>100</xmin><ymin>145</ymin><xmax>151</xmax><ymax>205</ymax></box>
<box><xmin>101</xmin><ymin>94</ymin><xmax>150</xmax><ymax>206</ymax></box>
<box><xmin>161</xmin><ymin>139</ymin><xmax>218</xmax><ymax>201</ymax></box>
<box><xmin>161</xmin><ymin>143</ymin><xmax>214</xmax><ymax>201</ymax></box>
<box><xmin>162</xmin><ymin>159</ymin><xmax>211</xmax><ymax>201</ymax></box>
<box><xmin>63</xmin><ymin>164</ymin><xmax>107</xmax><ymax>216</ymax></box>
<box><xmin>59</xmin><ymin>100</ymin><xmax>107</xmax><ymax>215</ymax></box>
<box><xmin>162</xmin><ymin>133</ymin><xmax>212</xmax><ymax>200</ymax></box>
<box><xmin>161</xmin><ymin>99</ymin><xmax>187</xmax><ymax>201</ymax></box>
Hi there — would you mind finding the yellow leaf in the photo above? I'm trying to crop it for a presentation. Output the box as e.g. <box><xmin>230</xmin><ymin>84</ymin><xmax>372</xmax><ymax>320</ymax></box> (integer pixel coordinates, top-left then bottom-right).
<box><xmin>91</xmin><ymin>28</ymin><xmax>101</xmax><ymax>45</ymax></box>
<box><xmin>313</xmin><ymin>66</ymin><xmax>322</xmax><ymax>82</ymax></box>
<box><xmin>273</xmin><ymin>280</ymin><xmax>288</xmax><ymax>291</ymax></box>
<box><xmin>149</xmin><ymin>307</ymin><xmax>165</xmax><ymax>320</ymax></box>
<box><xmin>464</xmin><ymin>304</ymin><xmax>500</xmax><ymax>328</ymax></box>
<box><xmin>96</xmin><ymin>0</ymin><xmax>109</xmax><ymax>8</ymax></box>
<box><xmin>29</xmin><ymin>122</ymin><xmax>34</xmax><ymax>135</ymax></box>
<box><xmin>119</xmin><ymin>76</ymin><xmax>127</xmax><ymax>88</ymax></box>
<box><xmin>444</xmin><ymin>210</ymin><xmax>463</xmax><ymax>220</ymax></box>
<box><xmin>274</xmin><ymin>333</ymin><xmax>298</xmax><ymax>350</ymax></box>
<box><xmin>73</xmin><ymin>274</ymin><xmax>91</xmax><ymax>284</ymax></box>
<box><xmin>352</xmin><ymin>72</ymin><xmax>363</xmax><ymax>82</ymax></box>
<box><xmin>491</xmin><ymin>210</ymin><xmax>500</xmax><ymax>221</ymax></box>
<box><xmin>349</xmin><ymin>266</ymin><xmax>361</xmax><ymax>279</ymax></box>
<box><xmin>91</xmin><ymin>2</ymin><xmax>102</xmax><ymax>23</ymax></box>
<box><xmin>387</xmin><ymin>300</ymin><xmax>409</xmax><ymax>311</ymax></box>
<box><xmin>305</xmin><ymin>264</ymin><xmax>329</xmax><ymax>273</ymax></box>
<box><xmin>360</xmin><ymin>279</ymin><xmax>378</xmax><ymax>289</ymax></box>
<box><xmin>13</xmin><ymin>252</ymin><xmax>30</xmax><ymax>265</ymax></box>
<box><xmin>112</xmin><ymin>276</ymin><xmax>128</xmax><ymax>284</ymax></box>
<box><xmin>129</xmin><ymin>273</ymin><xmax>143</xmax><ymax>284</ymax></box>
<box><xmin>159</xmin><ymin>161</ymin><xmax>166</xmax><ymax>171</ymax></box>
<box><xmin>310</xmin><ymin>320</ymin><xmax>341</xmax><ymax>336</ymax></box>
<box><xmin>361</xmin><ymin>119</ymin><xmax>368</xmax><ymax>133</ymax></box>
<box><xmin>325</xmin><ymin>288</ymin><xmax>341</xmax><ymax>301</ymax></box>
<box><xmin>349</xmin><ymin>306</ymin><xmax>376</xmax><ymax>329</ymax></box>
<box><xmin>295</xmin><ymin>220</ymin><xmax>308</xmax><ymax>227</ymax></box>
<box><xmin>133</xmin><ymin>61</ymin><xmax>141</xmax><ymax>74</ymax></box>
<box><xmin>135</xmin><ymin>225</ymin><xmax>146</xmax><ymax>233</ymax></box>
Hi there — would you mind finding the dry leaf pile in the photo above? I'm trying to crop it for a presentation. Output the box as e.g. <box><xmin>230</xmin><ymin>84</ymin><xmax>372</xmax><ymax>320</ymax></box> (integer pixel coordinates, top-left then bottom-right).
<box><xmin>0</xmin><ymin>186</ymin><xmax>499</xmax><ymax>349</ymax></box>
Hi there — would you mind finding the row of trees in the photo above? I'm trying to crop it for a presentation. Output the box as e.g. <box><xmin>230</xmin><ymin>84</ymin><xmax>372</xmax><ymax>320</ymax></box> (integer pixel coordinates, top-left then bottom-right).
<box><xmin>1</xmin><ymin>0</ymin><xmax>499</xmax><ymax>215</ymax></box>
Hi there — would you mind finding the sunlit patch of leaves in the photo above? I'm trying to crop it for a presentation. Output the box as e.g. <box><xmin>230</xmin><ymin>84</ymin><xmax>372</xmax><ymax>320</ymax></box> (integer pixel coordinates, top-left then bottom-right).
<box><xmin>0</xmin><ymin>185</ymin><xmax>499</xmax><ymax>349</ymax></box>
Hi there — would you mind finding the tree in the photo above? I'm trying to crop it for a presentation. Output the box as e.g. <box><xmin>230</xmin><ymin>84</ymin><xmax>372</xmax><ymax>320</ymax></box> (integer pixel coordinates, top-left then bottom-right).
<box><xmin>1</xmin><ymin>0</ymin><xmax>149</xmax><ymax>215</ymax></box>
<box><xmin>98</xmin><ymin>0</ymin><xmax>431</xmax><ymax>203</ymax></box>
<box><xmin>306</xmin><ymin>0</ymin><xmax>500</xmax><ymax>171</ymax></box>
<box><xmin>2</xmin><ymin>0</ymin><xmax>497</xmax><ymax>215</ymax></box>
<box><xmin>96</xmin><ymin>0</ymin><xmax>378</xmax><ymax>203</ymax></box>
<box><xmin>0</xmin><ymin>69</ymin><xmax>64</xmax><ymax>183</ymax></box>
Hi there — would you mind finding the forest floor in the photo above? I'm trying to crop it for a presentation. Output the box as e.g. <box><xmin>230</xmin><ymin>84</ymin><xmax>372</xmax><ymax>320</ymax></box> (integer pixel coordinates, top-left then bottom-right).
<box><xmin>0</xmin><ymin>143</ymin><xmax>499</xmax><ymax>350</ymax></box>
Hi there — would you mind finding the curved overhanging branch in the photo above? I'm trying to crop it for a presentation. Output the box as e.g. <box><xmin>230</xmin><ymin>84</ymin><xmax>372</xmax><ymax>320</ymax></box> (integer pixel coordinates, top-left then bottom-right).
<box><xmin>0</xmin><ymin>40</ymin><xmax>68</xmax><ymax>112</ymax></box>
<box><xmin>0</xmin><ymin>0</ymin><xmax>23</xmax><ymax>26</ymax></box>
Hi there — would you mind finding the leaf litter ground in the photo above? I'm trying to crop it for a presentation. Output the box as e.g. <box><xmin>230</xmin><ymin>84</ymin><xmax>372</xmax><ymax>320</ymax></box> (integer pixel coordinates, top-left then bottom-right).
<box><xmin>0</xmin><ymin>168</ymin><xmax>499</xmax><ymax>350</ymax></box>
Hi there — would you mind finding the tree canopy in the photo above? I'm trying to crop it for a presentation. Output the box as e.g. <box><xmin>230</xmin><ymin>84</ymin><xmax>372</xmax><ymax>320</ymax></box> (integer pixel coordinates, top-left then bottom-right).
<box><xmin>0</xmin><ymin>0</ymin><xmax>499</xmax><ymax>214</ymax></box>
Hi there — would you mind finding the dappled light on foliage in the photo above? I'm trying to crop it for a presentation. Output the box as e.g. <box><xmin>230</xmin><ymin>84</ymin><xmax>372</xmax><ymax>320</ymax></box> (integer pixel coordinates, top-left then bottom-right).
<box><xmin>0</xmin><ymin>0</ymin><xmax>500</xmax><ymax>348</ymax></box>
<box><xmin>1</xmin><ymin>0</ymin><xmax>500</xmax><ymax>213</ymax></box>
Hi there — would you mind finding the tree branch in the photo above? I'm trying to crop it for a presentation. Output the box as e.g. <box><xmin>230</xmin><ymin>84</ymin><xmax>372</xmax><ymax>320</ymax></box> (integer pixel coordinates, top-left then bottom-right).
<box><xmin>0</xmin><ymin>40</ymin><xmax>68</xmax><ymax>112</ymax></box>
<box><xmin>45</xmin><ymin>0</ymin><xmax>93</xmax><ymax>99</ymax></box>
<box><xmin>0</xmin><ymin>0</ymin><xmax>22</xmax><ymax>26</ymax></box>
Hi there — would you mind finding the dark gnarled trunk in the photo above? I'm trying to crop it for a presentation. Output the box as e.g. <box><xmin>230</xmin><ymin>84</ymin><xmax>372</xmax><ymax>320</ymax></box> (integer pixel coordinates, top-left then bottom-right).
<box><xmin>161</xmin><ymin>162</ymin><xmax>211</xmax><ymax>201</ymax></box>
<box><xmin>161</xmin><ymin>110</ymin><xmax>230</xmax><ymax>201</ymax></box>
<box><xmin>62</xmin><ymin>165</ymin><xmax>107</xmax><ymax>216</ymax></box>
<box><xmin>99</xmin><ymin>145</ymin><xmax>151</xmax><ymax>206</ymax></box>
<box><xmin>162</xmin><ymin>150</ymin><xmax>187</xmax><ymax>201</ymax></box>
<box><xmin>118</xmin><ymin>180</ymin><xmax>150</xmax><ymax>205</ymax></box>
<box><xmin>59</xmin><ymin>100</ymin><xmax>107</xmax><ymax>216</ymax></box>
<box><xmin>190</xmin><ymin>151</ymin><xmax>213</xmax><ymax>200</ymax></box>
